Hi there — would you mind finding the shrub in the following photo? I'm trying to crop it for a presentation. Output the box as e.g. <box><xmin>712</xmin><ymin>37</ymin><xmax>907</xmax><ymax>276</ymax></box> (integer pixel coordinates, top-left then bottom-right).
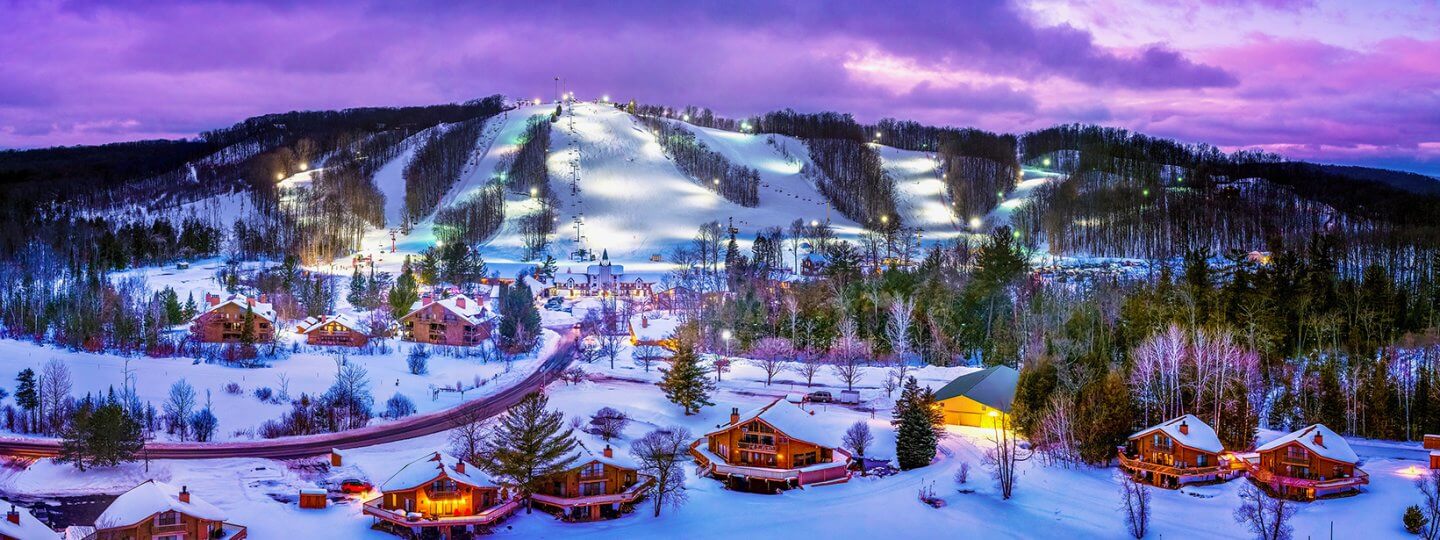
<box><xmin>408</xmin><ymin>346</ymin><xmax>430</xmax><ymax>375</ymax></box>
<box><xmin>223</xmin><ymin>382</ymin><xmax>243</xmax><ymax>395</ymax></box>
<box><xmin>385</xmin><ymin>393</ymin><xmax>417</xmax><ymax>419</ymax></box>
<box><xmin>253</xmin><ymin>387</ymin><xmax>274</xmax><ymax>402</ymax></box>
<box><xmin>1406</xmin><ymin>504</ymin><xmax>1428</xmax><ymax>534</ymax></box>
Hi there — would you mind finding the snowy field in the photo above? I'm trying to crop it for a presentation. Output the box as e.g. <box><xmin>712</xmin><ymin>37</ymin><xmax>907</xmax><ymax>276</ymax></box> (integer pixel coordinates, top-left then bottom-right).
<box><xmin>0</xmin><ymin>332</ymin><xmax>555</xmax><ymax>442</ymax></box>
<box><xmin>0</xmin><ymin>346</ymin><xmax>1427</xmax><ymax>538</ymax></box>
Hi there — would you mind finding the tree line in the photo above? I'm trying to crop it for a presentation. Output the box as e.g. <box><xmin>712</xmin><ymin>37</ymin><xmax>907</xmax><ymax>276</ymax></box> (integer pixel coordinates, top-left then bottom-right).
<box><xmin>637</xmin><ymin>115</ymin><xmax>760</xmax><ymax>206</ymax></box>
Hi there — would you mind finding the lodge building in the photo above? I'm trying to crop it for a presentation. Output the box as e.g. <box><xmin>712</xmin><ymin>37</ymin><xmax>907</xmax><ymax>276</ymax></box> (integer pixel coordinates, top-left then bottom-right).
<box><xmin>532</xmin><ymin>445</ymin><xmax>653</xmax><ymax>521</ymax></box>
<box><xmin>190</xmin><ymin>293</ymin><xmax>276</xmax><ymax>343</ymax></box>
<box><xmin>1248</xmin><ymin>424</ymin><xmax>1367</xmax><ymax>500</ymax></box>
<box><xmin>397</xmin><ymin>294</ymin><xmax>494</xmax><ymax>347</ymax></box>
<box><xmin>295</xmin><ymin>314</ymin><xmax>370</xmax><ymax>347</ymax></box>
<box><xmin>89</xmin><ymin>481</ymin><xmax>246</xmax><ymax>540</ymax></box>
<box><xmin>690</xmin><ymin>398</ymin><xmax>851</xmax><ymax>492</ymax></box>
<box><xmin>1119</xmin><ymin>414</ymin><xmax>1231</xmax><ymax>488</ymax></box>
<box><xmin>363</xmin><ymin>452</ymin><xmax>519</xmax><ymax>539</ymax></box>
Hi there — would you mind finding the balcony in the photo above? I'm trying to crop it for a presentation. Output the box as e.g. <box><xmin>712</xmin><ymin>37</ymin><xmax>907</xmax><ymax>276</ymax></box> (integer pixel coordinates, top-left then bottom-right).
<box><xmin>1117</xmin><ymin>450</ymin><xmax>1225</xmax><ymax>482</ymax></box>
<box><xmin>691</xmin><ymin>441</ymin><xmax>852</xmax><ymax>483</ymax></box>
<box><xmin>737</xmin><ymin>441</ymin><xmax>777</xmax><ymax>453</ymax></box>
<box><xmin>1247</xmin><ymin>466</ymin><xmax>1369</xmax><ymax>493</ymax></box>
<box><xmin>362</xmin><ymin>497</ymin><xmax>520</xmax><ymax>527</ymax></box>
<box><xmin>531</xmin><ymin>475</ymin><xmax>655</xmax><ymax>509</ymax></box>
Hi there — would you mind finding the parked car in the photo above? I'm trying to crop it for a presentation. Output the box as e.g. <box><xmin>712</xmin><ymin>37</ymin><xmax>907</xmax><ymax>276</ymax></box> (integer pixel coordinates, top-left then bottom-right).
<box><xmin>806</xmin><ymin>391</ymin><xmax>834</xmax><ymax>403</ymax></box>
<box><xmin>544</xmin><ymin>297</ymin><xmax>565</xmax><ymax>310</ymax></box>
<box><xmin>339</xmin><ymin>479</ymin><xmax>372</xmax><ymax>494</ymax></box>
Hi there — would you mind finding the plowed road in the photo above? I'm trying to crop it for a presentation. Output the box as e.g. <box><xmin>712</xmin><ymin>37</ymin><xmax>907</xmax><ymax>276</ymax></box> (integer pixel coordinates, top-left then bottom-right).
<box><xmin>0</xmin><ymin>329</ymin><xmax>577</xmax><ymax>460</ymax></box>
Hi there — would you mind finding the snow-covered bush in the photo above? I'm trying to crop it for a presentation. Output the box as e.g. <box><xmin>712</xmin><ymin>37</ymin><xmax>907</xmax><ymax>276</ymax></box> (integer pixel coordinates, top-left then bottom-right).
<box><xmin>223</xmin><ymin>382</ymin><xmax>243</xmax><ymax>395</ymax></box>
<box><xmin>253</xmin><ymin>387</ymin><xmax>274</xmax><ymax>403</ymax></box>
<box><xmin>408</xmin><ymin>346</ymin><xmax>430</xmax><ymax>375</ymax></box>
<box><xmin>384</xmin><ymin>393</ymin><xmax>416</xmax><ymax>419</ymax></box>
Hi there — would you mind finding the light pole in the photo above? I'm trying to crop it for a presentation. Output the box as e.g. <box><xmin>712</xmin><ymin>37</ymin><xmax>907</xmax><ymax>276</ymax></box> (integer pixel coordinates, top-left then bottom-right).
<box><xmin>721</xmin><ymin>329</ymin><xmax>732</xmax><ymax>358</ymax></box>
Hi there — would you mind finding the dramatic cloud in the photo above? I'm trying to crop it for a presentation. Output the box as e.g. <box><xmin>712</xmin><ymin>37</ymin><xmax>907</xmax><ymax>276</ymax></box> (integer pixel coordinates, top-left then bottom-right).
<box><xmin>0</xmin><ymin>0</ymin><xmax>1436</xmax><ymax>176</ymax></box>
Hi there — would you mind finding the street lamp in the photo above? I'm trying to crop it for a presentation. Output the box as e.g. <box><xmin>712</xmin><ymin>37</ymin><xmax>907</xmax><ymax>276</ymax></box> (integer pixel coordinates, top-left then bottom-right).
<box><xmin>721</xmin><ymin>329</ymin><xmax>733</xmax><ymax>358</ymax></box>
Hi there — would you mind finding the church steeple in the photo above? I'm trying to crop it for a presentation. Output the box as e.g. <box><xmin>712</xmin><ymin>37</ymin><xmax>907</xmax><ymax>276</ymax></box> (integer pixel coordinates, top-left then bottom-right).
<box><xmin>601</xmin><ymin>249</ymin><xmax>610</xmax><ymax>266</ymax></box>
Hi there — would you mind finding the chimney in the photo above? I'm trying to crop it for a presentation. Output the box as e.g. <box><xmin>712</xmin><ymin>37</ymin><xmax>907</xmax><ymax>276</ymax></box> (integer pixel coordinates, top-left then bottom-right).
<box><xmin>6</xmin><ymin>505</ymin><xmax>18</xmax><ymax>525</ymax></box>
<box><xmin>207</xmin><ymin>293</ymin><xmax>220</xmax><ymax>307</ymax></box>
<box><xmin>1313</xmin><ymin>431</ymin><xmax>1324</xmax><ymax>446</ymax></box>
<box><xmin>422</xmin><ymin>294</ymin><xmax>434</xmax><ymax>306</ymax></box>
<box><xmin>178</xmin><ymin>486</ymin><xmax>190</xmax><ymax>504</ymax></box>
<box><xmin>603</xmin><ymin>445</ymin><xmax>614</xmax><ymax>458</ymax></box>
<box><xmin>455</xmin><ymin>460</ymin><xmax>466</xmax><ymax>474</ymax></box>
<box><xmin>456</xmin><ymin>297</ymin><xmax>466</xmax><ymax>309</ymax></box>
<box><xmin>641</xmin><ymin>315</ymin><xmax>649</xmax><ymax>328</ymax></box>
<box><xmin>1179</xmin><ymin>421</ymin><xmax>1189</xmax><ymax>435</ymax></box>
<box><xmin>258</xmin><ymin>293</ymin><xmax>269</xmax><ymax>304</ymax></box>
<box><xmin>729</xmin><ymin>407</ymin><xmax>740</xmax><ymax>425</ymax></box>
<box><xmin>247</xmin><ymin>296</ymin><xmax>255</xmax><ymax>307</ymax></box>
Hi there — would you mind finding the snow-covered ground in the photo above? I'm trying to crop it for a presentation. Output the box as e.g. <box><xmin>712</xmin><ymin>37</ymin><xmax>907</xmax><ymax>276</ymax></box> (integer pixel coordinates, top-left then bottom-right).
<box><xmin>1</xmin><ymin>344</ymin><xmax>1426</xmax><ymax>538</ymax></box>
<box><xmin>0</xmin><ymin>332</ymin><xmax>555</xmax><ymax>442</ymax></box>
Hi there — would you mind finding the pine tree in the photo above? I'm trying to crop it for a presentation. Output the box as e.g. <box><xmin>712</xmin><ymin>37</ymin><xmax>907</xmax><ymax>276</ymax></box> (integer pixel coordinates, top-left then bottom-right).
<box><xmin>481</xmin><ymin>392</ymin><xmax>578</xmax><ymax>512</ymax></box>
<box><xmin>389</xmin><ymin>256</ymin><xmax>420</xmax><ymax>316</ymax></box>
<box><xmin>183</xmin><ymin>292</ymin><xmax>198</xmax><ymax>320</ymax></box>
<box><xmin>498</xmin><ymin>283</ymin><xmax>541</xmax><ymax>354</ymax></box>
<box><xmin>162</xmin><ymin>287</ymin><xmax>184</xmax><ymax>325</ymax></box>
<box><xmin>893</xmin><ymin>376</ymin><xmax>938</xmax><ymax>470</ymax></box>
<box><xmin>537</xmin><ymin>255</ymin><xmax>558</xmax><ymax>281</ymax></box>
<box><xmin>657</xmin><ymin>331</ymin><xmax>714</xmax><ymax>415</ymax></box>
<box><xmin>15</xmin><ymin>368</ymin><xmax>38</xmax><ymax>414</ymax></box>
<box><xmin>57</xmin><ymin>396</ymin><xmax>143</xmax><ymax>470</ymax></box>
<box><xmin>239</xmin><ymin>306</ymin><xmax>256</xmax><ymax>348</ymax></box>
<box><xmin>347</xmin><ymin>267</ymin><xmax>367</xmax><ymax>308</ymax></box>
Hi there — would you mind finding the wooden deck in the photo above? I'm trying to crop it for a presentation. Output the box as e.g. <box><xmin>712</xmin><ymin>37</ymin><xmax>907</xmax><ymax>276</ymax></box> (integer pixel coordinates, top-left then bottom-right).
<box><xmin>531</xmin><ymin>475</ymin><xmax>655</xmax><ymax>509</ymax></box>
<box><xmin>1117</xmin><ymin>451</ymin><xmax>1228</xmax><ymax>484</ymax></box>
<box><xmin>362</xmin><ymin>497</ymin><xmax>521</xmax><ymax>528</ymax></box>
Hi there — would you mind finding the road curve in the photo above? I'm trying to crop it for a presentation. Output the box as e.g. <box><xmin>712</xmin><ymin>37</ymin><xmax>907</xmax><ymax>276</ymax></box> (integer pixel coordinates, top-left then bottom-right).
<box><xmin>0</xmin><ymin>329</ymin><xmax>578</xmax><ymax>460</ymax></box>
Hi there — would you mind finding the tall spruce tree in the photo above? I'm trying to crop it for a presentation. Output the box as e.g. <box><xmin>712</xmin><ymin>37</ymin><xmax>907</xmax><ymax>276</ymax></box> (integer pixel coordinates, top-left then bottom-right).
<box><xmin>389</xmin><ymin>256</ymin><xmax>420</xmax><ymax>316</ymax></box>
<box><xmin>498</xmin><ymin>282</ymin><xmax>541</xmax><ymax>354</ymax></box>
<box><xmin>658</xmin><ymin>331</ymin><xmax>714</xmax><ymax>415</ymax></box>
<box><xmin>58</xmin><ymin>395</ymin><xmax>143</xmax><ymax>471</ymax></box>
<box><xmin>481</xmin><ymin>392</ymin><xmax>577</xmax><ymax>512</ymax></box>
<box><xmin>893</xmin><ymin>376</ymin><xmax>939</xmax><ymax>470</ymax></box>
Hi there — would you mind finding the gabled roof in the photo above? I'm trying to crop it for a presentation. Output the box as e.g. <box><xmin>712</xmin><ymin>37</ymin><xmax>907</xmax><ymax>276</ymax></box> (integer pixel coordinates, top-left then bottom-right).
<box><xmin>629</xmin><ymin>313</ymin><xmax>679</xmax><ymax>343</ymax></box>
<box><xmin>1256</xmin><ymin>424</ymin><xmax>1358</xmax><ymax>464</ymax></box>
<box><xmin>933</xmin><ymin>365</ymin><xmax>1019</xmax><ymax>412</ymax></box>
<box><xmin>199</xmin><ymin>293</ymin><xmax>277</xmax><ymax>322</ymax></box>
<box><xmin>1129</xmin><ymin>414</ymin><xmax>1224</xmax><ymax>454</ymax></box>
<box><xmin>707</xmin><ymin>398</ymin><xmax>841</xmax><ymax>449</ymax></box>
<box><xmin>567</xmin><ymin>440</ymin><xmax>638</xmax><ymax>471</ymax></box>
<box><xmin>0</xmin><ymin>501</ymin><xmax>60</xmax><ymax>540</ymax></box>
<box><xmin>378</xmin><ymin>452</ymin><xmax>497</xmax><ymax>493</ymax></box>
<box><xmin>295</xmin><ymin>314</ymin><xmax>364</xmax><ymax>334</ymax></box>
<box><xmin>96</xmin><ymin>480</ymin><xmax>226</xmax><ymax>530</ymax></box>
<box><xmin>402</xmin><ymin>294</ymin><xmax>492</xmax><ymax>325</ymax></box>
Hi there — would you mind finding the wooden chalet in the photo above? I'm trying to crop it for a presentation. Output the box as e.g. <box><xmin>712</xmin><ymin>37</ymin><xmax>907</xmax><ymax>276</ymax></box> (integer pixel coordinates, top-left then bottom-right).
<box><xmin>1425</xmin><ymin>434</ymin><xmax>1440</xmax><ymax>469</ymax></box>
<box><xmin>690</xmin><ymin>398</ymin><xmax>852</xmax><ymax>492</ymax></box>
<box><xmin>363</xmin><ymin>452</ymin><xmax>519</xmax><ymax>539</ymax></box>
<box><xmin>1247</xmin><ymin>424</ymin><xmax>1367</xmax><ymax>500</ymax></box>
<box><xmin>189</xmin><ymin>293</ymin><xmax>276</xmax><ymax>344</ymax></box>
<box><xmin>295</xmin><ymin>314</ymin><xmax>370</xmax><ymax>347</ymax></box>
<box><xmin>1119</xmin><ymin>414</ymin><xmax>1232</xmax><ymax>488</ymax></box>
<box><xmin>91</xmin><ymin>481</ymin><xmax>246</xmax><ymax>540</ymax></box>
<box><xmin>532</xmin><ymin>444</ymin><xmax>654</xmax><ymax>521</ymax></box>
<box><xmin>0</xmin><ymin>502</ymin><xmax>58</xmax><ymax>540</ymax></box>
<box><xmin>628</xmin><ymin>312</ymin><xmax>678</xmax><ymax>352</ymax></box>
<box><xmin>933</xmin><ymin>365</ymin><xmax>1018</xmax><ymax>429</ymax></box>
<box><xmin>398</xmin><ymin>294</ymin><xmax>494</xmax><ymax>347</ymax></box>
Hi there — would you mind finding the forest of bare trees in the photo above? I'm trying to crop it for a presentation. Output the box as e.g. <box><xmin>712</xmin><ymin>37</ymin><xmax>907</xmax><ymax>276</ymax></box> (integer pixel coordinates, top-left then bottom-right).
<box><xmin>402</xmin><ymin>118</ymin><xmax>488</xmax><ymax>228</ymax></box>
<box><xmin>637</xmin><ymin>116</ymin><xmax>759</xmax><ymax>206</ymax></box>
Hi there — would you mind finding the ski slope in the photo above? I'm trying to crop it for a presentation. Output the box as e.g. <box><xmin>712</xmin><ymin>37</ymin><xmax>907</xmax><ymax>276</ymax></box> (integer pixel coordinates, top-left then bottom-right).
<box><xmin>328</xmin><ymin>101</ymin><xmax>1026</xmax><ymax>280</ymax></box>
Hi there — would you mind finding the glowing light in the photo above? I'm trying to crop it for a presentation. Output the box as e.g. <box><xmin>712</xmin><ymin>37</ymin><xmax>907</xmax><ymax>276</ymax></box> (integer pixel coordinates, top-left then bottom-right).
<box><xmin>1042</xmin><ymin>158</ymin><xmax>1052</xmax><ymax>167</ymax></box>
<box><xmin>534</xmin><ymin>98</ymin><xmax>542</xmax><ymax>105</ymax></box>
<box><xmin>987</xmin><ymin>410</ymin><xmax>999</xmax><ymax>418</ymax></box>
<box><xmin>875</xmin><ymin>131</ymin><xmax>882</xmax><ymax>138</ymax></box>
<box><xmin>602</xmin><ymin>95</ymin><xmax>609</xmax><ymax>102</ymax></box>
<box><xmin>275</xmin><ymin>173</ymin><xmax>284</xmax><ymax>181</ymax></box>
<box><xmin>713</xmin><ymin>178</ymin><xmax>721</xmax><ymax>185</ymax></box>
<box><xmin>969</xmin><ymin>217</ymin><xmax>982</xmax><ymax>229</ymax></box>
<box><xmin>682</xmin><ymin>114</ymin><xmax>690</xmax><ymax>121</ymax></box>
<box><xmin>1177</xmin><ymin>176</ymin><xmax>1184</xmax><ymax>183</ymax></box>
<box><xmin>1143</xmin><ymin>189</ymin><xmax>1151</xmax><ymax>197</ymax></box>
<box><xmin>1012</xmin><ymin>230</ymin><xmax>1021</xmax><ymax>239</ymax></box>
<box><xmin>530</xmin><ymin>187</ymin><xmax>539</xmax><ymax>197</ymax></box>
<box><xmin>881</xmin><ymin>215</ymin><xmax>889</xmax><ymax>224</ymax></box>
<box><xmin>721</xmin><ymin>329</ymin><xmax>732</xmax><ymax>341</ymax></box>
<box><xmin>299</xmin><ymin>163</ymin><xmax>309</xmax><ymax>171</ymax></box>
<box><xmin>997</xmin><ymin>191</ymin><xmax>1004</xmax><ymax>198</ymax></box>
<box><xmin>810</xmin><ymin>220</ymin><xmax>819</xmax><ymax>227</ymax></box>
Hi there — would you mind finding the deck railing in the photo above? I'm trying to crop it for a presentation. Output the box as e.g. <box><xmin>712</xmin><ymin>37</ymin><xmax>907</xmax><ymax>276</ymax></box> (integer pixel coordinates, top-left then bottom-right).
<box><xmin>1248</xmin><ymin>466</ymin><xmax>1369</xmax><ymax>491</ymax></box>
<box><xmin>362</xmin><ymin>497</ymin><xmax>521</xmax><ymax>526</ymax></box>
<box><xmin>532</xmin><ymin>475</ymin><xmax>655</xmax><ymax>508</ymax></box>
<box><xmin>1116</xmin><ymin>451</ymin><xmax>1226</xmax><ymax>479</ymax></box>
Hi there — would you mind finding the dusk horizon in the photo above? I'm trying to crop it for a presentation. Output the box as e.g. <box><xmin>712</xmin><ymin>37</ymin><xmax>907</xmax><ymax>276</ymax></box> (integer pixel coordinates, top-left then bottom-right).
<box><xmin>3</xmin><ymin>0</ymin><xmax>1439</xmax><ymax>177</ymax></box>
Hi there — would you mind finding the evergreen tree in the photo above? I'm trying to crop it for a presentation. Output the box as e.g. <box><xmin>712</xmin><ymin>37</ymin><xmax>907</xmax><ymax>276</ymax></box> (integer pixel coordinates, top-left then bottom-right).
<box><xmin>537</xmin><ymin>255</ymin><xmax>558</xmax><ymax>281</ymax></box>
<box><xmin>347</xmin><ymin>267</ymin><xmax>367</xmax><ymax>308</ymax></box>
<box><xmin>15</xmin><ymin>368</ymin><xmax>38</xmax><ymax>415</ymax></box>
<box><xmin>389</xmin><ymin>256</ymin><xmax>420</xmax><ymax>316</ymax></box>
<box><xmin>497</xmin><ymin>283</ymin><xmax>541</xmax><ymax>354</ymax></box>
<box><xmin>183</xmin><ymin>292</ymin><xmax>198</xmax><ymax>320</ymax></box>
<box><xmin>481</xmin><ymin>391</ymin><xmax>578</xmax><ymax>512</ymax></box>
<box><xmin>58</xmin><ymin>396</ymin><xmax>143</xmax><ymax>470</ymax></box>
<box><xmin>657</xmin><ymin>331</ymin><xmax>714</xmax><ymax>415</ymax></box>
<box><xmin>239</xmin><ymin>306</ymin><xmax>256</xmax><ymax>348</ymax></box>
<box><xmin>893</xmin><ymin>376</ymin><xmax>939</xmax><ymax>470</ymax></box>
<box><xmin>161</xmin><ymin>287</ymin><xmax>184</xmax><ymax>325</ymax></box>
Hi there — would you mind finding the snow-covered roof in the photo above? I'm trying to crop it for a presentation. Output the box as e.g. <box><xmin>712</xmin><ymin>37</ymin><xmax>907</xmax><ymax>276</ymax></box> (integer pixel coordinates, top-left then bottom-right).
<box><xmin>403</xmin><ymin>294</ymin><xmax>493</xmax><ymax>325</ymax></box>
<box><xmin>0</xmin><ymin>501</ymin><xmax>59</xmax><ymax>540</ymax></box>
<box><xmin>522</xmin><ymin>275</ymin><xmax>549</xmax><ymax>296</ymax></box>
<box><xmin>1129</xmin><ymin>414</ymin><xmax>1224</xmax><ymax>454</ymax></box>
<box><xmin>378</xmin><ymin>452</ymin><xmax>497</xmax><ymax>493</ymax></box>
<box><xmin>569</xmin><ymin>441</ymin><xmax>639</xmax><ymax>471</ymax></box>
<box><xmin>709</xmin><ymin>398</ymin><xmax>841</xmax><ymax>449</ymax></box>
<box><xmin>96</xmin><ymin>480</ymin><xmax>226</xmax><ymax>530</ymax></box>
<box><xmin>1256</xmin><ymin>424</ymin><xmax>1358</xmax><ymax>464</ymax></box>
<box><xmin>933</xmin><ymin>365</ymin><xmax>1019</xmax><ymax>413</ymax></box>
<box><xmin>199</xmin><ymin>293</ymin><xmax>277</xmax><ymax>322</ymax></box>
<box><xmin>629</xmin><ymin>312</ymin><xmax>679</xmax><ymax>343</ymax></box>
<box><xmin>295</xmin><ymin>314</ymin><xmax>364</xmax><ymax>334</ymax></box>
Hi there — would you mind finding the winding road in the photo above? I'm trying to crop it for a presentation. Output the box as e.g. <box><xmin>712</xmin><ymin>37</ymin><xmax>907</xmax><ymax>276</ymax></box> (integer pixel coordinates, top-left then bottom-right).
<box><xmin>0</xmin><ymin>329</ymin><xmax>578</xmax><ymax>460</ymax></box>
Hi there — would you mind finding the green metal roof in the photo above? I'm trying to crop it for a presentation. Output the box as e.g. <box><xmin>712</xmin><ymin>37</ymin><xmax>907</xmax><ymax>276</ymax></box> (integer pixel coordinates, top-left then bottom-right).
<box><xmin>932</xmin><ymin>365</ymin><xmax>1019</xmax><ymax>413</ymax></box>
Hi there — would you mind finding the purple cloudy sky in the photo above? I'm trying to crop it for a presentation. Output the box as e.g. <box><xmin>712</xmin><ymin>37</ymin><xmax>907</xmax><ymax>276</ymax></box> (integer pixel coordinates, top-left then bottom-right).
<box><xmin>3</xmin><ymin>0</ymin><xmax>1438</xmax><ymax>176</ymax></box>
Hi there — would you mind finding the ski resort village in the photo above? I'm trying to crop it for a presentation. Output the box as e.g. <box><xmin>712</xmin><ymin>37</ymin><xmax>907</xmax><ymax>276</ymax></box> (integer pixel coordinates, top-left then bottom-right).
<box><xmin>3</xmin><ymin>2</ymin><xmax>1440</xmax><ymax>539</ymax></box>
